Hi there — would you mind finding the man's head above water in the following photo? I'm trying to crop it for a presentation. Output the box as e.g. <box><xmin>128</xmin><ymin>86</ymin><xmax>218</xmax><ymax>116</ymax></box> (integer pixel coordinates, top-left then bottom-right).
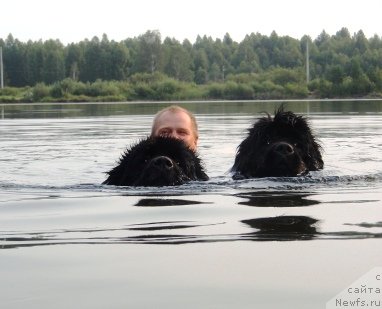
<box><xmin>151</xmin><ymin>105</ymin><xmax>199</xmax><ymax>151</ymax></box>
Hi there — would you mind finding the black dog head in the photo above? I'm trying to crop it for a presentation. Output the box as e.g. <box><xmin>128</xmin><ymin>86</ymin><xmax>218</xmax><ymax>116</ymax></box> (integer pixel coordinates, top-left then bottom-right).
<box><xmin>103</xmin><ymin>136</ymin><xmax>209</xmax><ymax>186</ymax></box>
<box><xmin>232</xmin><ymin>108</ymin><xmax>323</xmax><ymax>178</ymax></box>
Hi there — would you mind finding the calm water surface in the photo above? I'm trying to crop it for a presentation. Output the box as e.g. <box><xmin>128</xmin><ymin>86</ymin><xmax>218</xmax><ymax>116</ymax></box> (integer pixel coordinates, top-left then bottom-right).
<box><xmin>1</xmin><ymin>100</ymin><xmax>381</xmax><ymax>309</ymax></box>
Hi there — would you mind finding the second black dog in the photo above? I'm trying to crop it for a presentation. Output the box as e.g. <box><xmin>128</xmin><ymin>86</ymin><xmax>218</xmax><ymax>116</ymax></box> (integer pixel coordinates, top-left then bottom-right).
<box><xmin>103</xmin><ymin>136</ymin><xmax>209</xmax><ymax>186</ymax></box>
<box><xmin>231</xmin><ymin>108</ymin><xmax>323</xmax><ymax>178</ymax></box>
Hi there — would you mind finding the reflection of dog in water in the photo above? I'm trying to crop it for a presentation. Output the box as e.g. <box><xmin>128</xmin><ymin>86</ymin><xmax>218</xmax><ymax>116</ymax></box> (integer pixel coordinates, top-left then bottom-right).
<box><xmin>103</xmin><ymin>136</ymin><xmax>208</xmax><ymax>187</ymax></box>
<box><xmin>237</xmin><ymin>191</ymin><xmax>320</xmax><ymax>207</ymax></box>
<box><xmin>232</xmin><ymin>108</ymin><xmax>323</xmax><ymax>179</ymax></box>
<box><xmin>135</xmin><ymin>198</ymin><xmax>206</xmax><ymax>207</ymax></box>
<box><xmin>242</xmin><ymin>216</ymin><xmax>318</xmax><ymax>240</ymax></box>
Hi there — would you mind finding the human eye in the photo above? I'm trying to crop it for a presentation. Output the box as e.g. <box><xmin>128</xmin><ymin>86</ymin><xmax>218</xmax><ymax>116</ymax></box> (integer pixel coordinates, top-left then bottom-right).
<box><xmin>158</xmin><ymin>129</ymin><xmax>171</xmax><ymax>136</ymax></box>
<box><xmin>177</xmin><ymin>129</ymin><xmax>189</xmax><ymax>136</ymax></box>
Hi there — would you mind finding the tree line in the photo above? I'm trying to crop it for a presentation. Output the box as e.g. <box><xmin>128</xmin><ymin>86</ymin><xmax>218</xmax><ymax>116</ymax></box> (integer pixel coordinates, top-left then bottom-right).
<box><xmin>1</xmin><ymin>28</ymin><xmax>382</xmax><ymax>102</ymax></box>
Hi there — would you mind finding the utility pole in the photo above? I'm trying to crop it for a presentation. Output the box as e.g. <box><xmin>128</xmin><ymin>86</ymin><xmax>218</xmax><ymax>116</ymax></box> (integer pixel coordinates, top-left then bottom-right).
<box><xmin>0</xmin><ymin>46</ymin><xmax>4</xmax><ymax>89</ymax></box>
<box><xmin>151</xmin><ymin>53</ymin><xmax>156</xmax><ymax>74</ymax></box>
<box><xmin>306</xmin><ymin>41</ymin><xmax>310</xmax><ymax>84</ymax></box>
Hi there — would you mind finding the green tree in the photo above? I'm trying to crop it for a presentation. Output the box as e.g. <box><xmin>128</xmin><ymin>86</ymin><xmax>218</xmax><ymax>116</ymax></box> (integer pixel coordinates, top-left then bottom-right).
<box><xmin>327</xmin><ymin>65</ymin><xmax>345</xmax><ymax>85</ymax></box>
<box><xmin>81</xmin><ymin>36</ymin><xmax>102</xmax><ymax>82</ymax></box>
<box><xmin>162</xmin><ymin>38</ymin><xmax>193</xmax><ymax>81</ymax></box>
<box><xmin>134</xmin><ymin>30</ymin><xmax>162</xmax><ymax>74</ymax></box>
<box><xmin>106</xmin><ymin>40</ymin><xmax>131</xmax><ymax>80</ymax></box>
<box><xmin>232</xmin><ymin>37</ymin><xmax>259</xmax><ymax>73</ymax></box>
<box><xmin>193</xmin><ymin>49</ymin><xmax>209</xmax><ymax>83</ymax></box>
<box><xmin>3</xmin><ymin>34</ymin><xmax>27</xmax><ymax>86</ymax></box>
<box><xmin>354</xmin><ymin>30</ymin><xmax>368</xmax><ymax>54</ymax></box>
<box><xmin>65</xmin><ymin>43</ymin><xmax>84</xmax><ymax>80</ymax></box>
<box><xmin>42</xmin><ymin>39</ymin><xmax>65</xmax><ymax>84</ymax></box>
<box><xmin>24</xmin><ymin>40</ymin><xmax>44</xmax><ymax>85</ymax></box>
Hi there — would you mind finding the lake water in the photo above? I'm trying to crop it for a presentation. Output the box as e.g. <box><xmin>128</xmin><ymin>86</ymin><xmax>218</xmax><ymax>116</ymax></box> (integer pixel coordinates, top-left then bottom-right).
<box><xmin>1</xmin><ymin>100</ymin><xmax>382</xmax><ymax>309</ymax></box>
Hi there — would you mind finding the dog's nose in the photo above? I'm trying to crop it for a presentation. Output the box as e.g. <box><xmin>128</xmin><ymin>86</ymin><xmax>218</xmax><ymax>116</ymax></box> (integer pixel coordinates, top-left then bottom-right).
<box><xmin>274</xmin><ymin>142</ymin><xmax>294</xmax><ymax>155</ymax></box>
<box><xmin>152</xmin><ymin>156</ymin><xmax>174</xmax><ymax>169</ymax></box>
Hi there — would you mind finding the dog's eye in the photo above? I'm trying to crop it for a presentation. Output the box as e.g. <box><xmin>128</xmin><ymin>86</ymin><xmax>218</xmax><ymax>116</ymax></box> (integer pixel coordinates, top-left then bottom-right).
<box><xmin>263</xmin><ymin>135</ymin><xmax>271</xmax><ymax>145</ymax></box>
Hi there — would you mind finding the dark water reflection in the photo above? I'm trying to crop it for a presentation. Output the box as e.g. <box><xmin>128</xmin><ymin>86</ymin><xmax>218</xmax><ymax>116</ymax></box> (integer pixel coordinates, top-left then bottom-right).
<box><xmin>2</xmin><ymin>99</ymin><xmax>382</xmax><ymax>119</ymax></box>
<box><xmin>241</xmin><ymin>216</ymin><xmax>318</xmax><ymax>240</ymax></box>
<box><xmin>2</xmin><ymin>213</ymin><xmax>382</xmax><ymax>249</ymax></box>
<box><xmin>236</xmin><ymin>191</ymin><xmax>320</xmax><ymax>207</ymax></box>
<box><xmin>134</xmin><ymin>198</ymin><xmax>207</xmax><ymax>207</ymax></box>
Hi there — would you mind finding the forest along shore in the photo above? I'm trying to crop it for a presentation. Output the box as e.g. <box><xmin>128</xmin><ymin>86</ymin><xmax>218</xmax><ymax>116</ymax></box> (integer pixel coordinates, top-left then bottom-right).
<box><xmin>1</xmin><ymin>28</ymin><xmax>382</xmax><ymax>103</ymax></box>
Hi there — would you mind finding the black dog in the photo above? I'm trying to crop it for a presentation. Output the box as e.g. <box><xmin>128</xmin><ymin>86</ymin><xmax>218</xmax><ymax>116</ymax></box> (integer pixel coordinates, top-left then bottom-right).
<box><xmin>103</xmin><ymin>136</ymin><xmax>209</xmax><ymax>186</ymax></box>
<box><xmin>231</xmin><ymin>108</ymin><xmax>323</xmax><ymax>178</ymax></box>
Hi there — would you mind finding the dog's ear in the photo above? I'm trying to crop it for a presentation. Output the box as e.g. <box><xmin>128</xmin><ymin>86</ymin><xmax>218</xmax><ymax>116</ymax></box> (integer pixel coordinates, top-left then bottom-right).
<box><xmin>103</xmin><ymin>148</ymin><xmax>134</xmax><ymax>186</ymax></box>
<box><xmin>231</xmin><ymin>115</ymin><xmax>272</xmax><ymax>176</ymax></box>
<box><xmin>232</xmin><ymin>136</ymin><xmax>252</xmax><ymax>173</ymax></box>
<box><xmin>309</xmin><ymin>141</ymin><xmax>324</xmax><ymax>170</ymax></box>
<box><xmin>191</xmin><ymin>152</ymin><xmax>209</xmax><ymax>181</ymax></box>
<box><xmin>275</xmin><ymin>104</ymin><xmax>285</xmax><ymax>115</ymax></box>
<box><xmin>196</xmin><ymin>169</ymin><xmax>209</xmax><ymax>181</ymax></box>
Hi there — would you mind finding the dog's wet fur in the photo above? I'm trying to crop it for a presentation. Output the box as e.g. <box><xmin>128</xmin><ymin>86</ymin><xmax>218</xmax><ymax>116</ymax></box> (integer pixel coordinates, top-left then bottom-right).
<box><xmin>104</xmin><ymin>136</ymin><xmax>208</xmax><ymax>187</ymax></box>
<box><xmin>231</xmin><ymin>108</ymin><xmax>323</xmax><ymax>179</ymax></box>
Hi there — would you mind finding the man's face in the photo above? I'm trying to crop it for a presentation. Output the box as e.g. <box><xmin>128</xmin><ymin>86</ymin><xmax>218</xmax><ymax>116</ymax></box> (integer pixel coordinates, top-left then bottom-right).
<box><xmin>152</xmin><ymin>111</ymin><xmax>198</xmax><ymax>151</ymax></box>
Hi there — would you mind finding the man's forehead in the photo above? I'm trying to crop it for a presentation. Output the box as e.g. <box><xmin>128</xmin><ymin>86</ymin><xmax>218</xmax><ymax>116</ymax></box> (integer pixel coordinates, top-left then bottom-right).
<box><xmin>159</xmin><ymin>110</ymin><xmax>187</xmax><ymax>118</ymax></box>
<box><xmin>157</xmin><ymin>110</ymin><xmax>191</xmax><ymax>123</ymax></box>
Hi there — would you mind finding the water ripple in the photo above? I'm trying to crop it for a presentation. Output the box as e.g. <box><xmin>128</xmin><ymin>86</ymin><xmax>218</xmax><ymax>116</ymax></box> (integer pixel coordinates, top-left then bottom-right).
<box><xmin>2</xmin><ymin>216</ymin><xmax>382</xmax><ymax>249</ymax></box>
<box><xmin>1</xmin><ymin>171</ymin><xmax>382</xmax><ymax>197</ymax></box>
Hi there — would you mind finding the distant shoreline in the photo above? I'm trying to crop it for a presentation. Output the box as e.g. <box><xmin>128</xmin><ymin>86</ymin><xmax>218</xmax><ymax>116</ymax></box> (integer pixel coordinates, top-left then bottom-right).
<box><xmin>1</xmin><ymin>73</ymin><xmax>381</xmax><ymax>105</ymax></box>
<box><xmin>2</xmin><ymin>97</ymin><xmax>382</xmax><ymax>106</ymax></box>
<box><xmin>2</xmin><ymin>29</ymin><xmax>382</xmax><ymax>104</ymax></box>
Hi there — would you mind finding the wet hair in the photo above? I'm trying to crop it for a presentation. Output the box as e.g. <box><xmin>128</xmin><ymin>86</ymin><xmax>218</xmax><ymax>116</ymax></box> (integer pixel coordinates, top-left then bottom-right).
<box><xmin>231</xmin><ymin>108</ymin><xmax>323</xmax><ymax>178</ymax></box>
<box><xmin>151</xmin><ymin>105</ymin><xmax>199</xmax><ymax>139</ymax></box>
<box><xmin>103</xmin><ymin>136</ymin><xmax>208</xmax><ymax>186</ymax></box>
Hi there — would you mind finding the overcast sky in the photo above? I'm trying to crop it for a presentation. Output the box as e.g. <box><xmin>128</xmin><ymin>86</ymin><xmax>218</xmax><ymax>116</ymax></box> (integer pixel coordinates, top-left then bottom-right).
<box><xmin>1</xmin><ymin>0</ymin><xmax>381</xmax><ymax>44</ymax></box>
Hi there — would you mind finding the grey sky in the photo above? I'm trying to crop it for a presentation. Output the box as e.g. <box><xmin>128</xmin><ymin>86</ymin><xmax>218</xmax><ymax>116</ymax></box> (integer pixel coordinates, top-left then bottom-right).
<box><xmin>1</xmin><ymin>0</ymin><xmax>381</xmax><ymax>43</ymax></box>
